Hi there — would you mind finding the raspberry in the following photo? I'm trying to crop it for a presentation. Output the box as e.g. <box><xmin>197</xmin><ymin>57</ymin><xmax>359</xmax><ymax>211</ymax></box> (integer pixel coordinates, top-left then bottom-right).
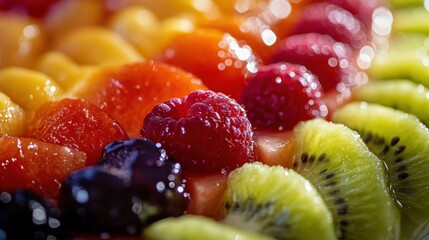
<box><xmin>289</xmin><ymin>3</ymin><xmax>367</xmax><ymax>50</ymax></box>
<box><xmin>240</xmin><ymin>63</ymin><xmax>328</xmax><ymax>131</ymax></box>
<box><xmin>141</xmin><ymin>90</ymin><xmax>254</xmax><ymax>175</ymax></box>
<box><xmin>271</xmin><ymin>33</ymin><xmax>356</xmax><ymax>93</ymax></box>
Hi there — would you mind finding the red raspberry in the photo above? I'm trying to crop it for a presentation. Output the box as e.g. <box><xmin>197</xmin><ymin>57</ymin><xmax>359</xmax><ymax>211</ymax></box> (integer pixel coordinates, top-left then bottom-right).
<box><xmin>271</xmin><ymin>33</ymin><xmax>356</xmax><ymax>93</ymax></box>
<box><xmin>141</xmin><ymin>90</ymin><xmax>254</xmax><ymax>175</ymax></box>
<box><xmin>289</xmin><ymin>3</ymin><xmax>367</xmax><ymax>50</ymax></box>
<box><xmin>240</xmin><ymin>62</ymin><xmax>327</xmax><ymax>131</ymax></box>
<box><xmin>327</xmin><ymin>0</ymin><xmax>383</xmax><ymax>30</ymax></box>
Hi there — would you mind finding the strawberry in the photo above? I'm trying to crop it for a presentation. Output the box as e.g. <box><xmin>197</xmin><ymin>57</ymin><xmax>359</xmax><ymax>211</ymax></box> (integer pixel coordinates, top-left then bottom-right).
<box><xmin>0</xmin><ymin>135</ymin><xmax>86</xmax><ymax>199</ymax></box>
<box><xmin>156</xmin><ymin>29</ymin><xmax>261</xmax><ymax>100</ymax></box>
<box><xmin>240</xmin><ymin>62</ymin><xmax>327</xmax><ymax>131</ymax></box>
<box><xmin>141</xmin><ymin>90</ymin><xmax>254</xmax><ymax>175</ymax></box>
<box><xmin>26</xmin><ymin>98</ymin><xmax>129</xmax><ymax>166</ymax></box>
<box><xmin>75</xmin><ymin>61</ymin><xmax>206</xmax><ymax>138</ymax></box>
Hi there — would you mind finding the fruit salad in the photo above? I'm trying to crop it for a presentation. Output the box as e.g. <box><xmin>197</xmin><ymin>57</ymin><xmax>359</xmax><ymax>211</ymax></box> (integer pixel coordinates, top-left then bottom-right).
<box><xmin>1</xmin><ymin>0</ymin><xmax>429</xmax><ymax>239</ymax></box>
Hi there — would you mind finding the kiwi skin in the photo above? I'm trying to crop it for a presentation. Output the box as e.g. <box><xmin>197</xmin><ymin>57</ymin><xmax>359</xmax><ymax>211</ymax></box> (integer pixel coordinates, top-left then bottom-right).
<box><xmin>332</xmin><ymin>102</ymin><xmax>429</xmax><ymax>240</ymax></box>
<box><xmin>220</xmin><ymin>162</ymin><xmax>336</xmax><ymax>240</ymax></box>
<box><xmin>354</xmin><ymin>79</ymin><xmax>429</xmax><ymax>127</ymax></box>
<box><xmin>143</xmin><ymin>215</ymin><xmax>275</xmax><ymax>240</ymax></box>
<box><xmin>293</xmin><ymin>118</ymin><xmax>400</xmax><ymax>240</ymax></box>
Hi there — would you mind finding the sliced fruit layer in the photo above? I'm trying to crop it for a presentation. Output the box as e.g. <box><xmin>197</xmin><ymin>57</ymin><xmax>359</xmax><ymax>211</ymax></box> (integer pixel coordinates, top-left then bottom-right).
<box><xmin>354</xmin><ymin>79</ymin><xmax>429</xmax><ymax>127</ymax></box>
<box><xmin>0</xmin><ymin>135</ymin><xmax>87</xmax><ymax>199</ymax></box>
<box><xmin>332</xmin><ymin>102</ymin><xmax>429</xmax><ymax>240</ymax></box>
<box><xmin>293</xmin><ymin>118</ymin><xmax>399</xmax><ymax>240</ymax></box>
<box><xmin>220</xmin><ymin>162</ymin><xmax>336</xmax><ymax>240</ymax></box>
<box><xmin>143</xmin><ymin>215</ymin><xmax>274</xmax><ymax>240</ymax></box>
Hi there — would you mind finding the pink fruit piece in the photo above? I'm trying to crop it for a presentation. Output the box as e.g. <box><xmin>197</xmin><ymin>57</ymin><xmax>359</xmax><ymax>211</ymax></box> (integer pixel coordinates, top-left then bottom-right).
<box><xmin>141</xmin><ymin>90</ymin><xmax>254</xmax><ymax>175</ymax></box>
<box><xmin>289</xmin><ymin>2</ymin><xmax>367</xmax><ymax>50</ymax></box>
<box><xmin>240</xmin><ymin>62</ymin><xmax>327</xmax><ymax>131</ymax></box>
<box><xmin>271</xmin><ymin>33</ymin><xmax>357</xmax><ymax>93</ymax></box>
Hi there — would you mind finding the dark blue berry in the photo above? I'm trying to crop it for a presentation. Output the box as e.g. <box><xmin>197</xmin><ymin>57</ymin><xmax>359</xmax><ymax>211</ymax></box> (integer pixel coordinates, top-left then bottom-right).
<box><xmin>0</xmin><ymin>189</ymin><xmax>64</xmax><ymax>240</ymax></box>
<box><xmin>101</xmin><ymin>139</ymin><xmax>189</xmax><ymax>219</ymax></box>
<box><xmin>59</xmin><ymin>139</ymin><xmax>189</xmax><ymax>236</ymax></box>
<box><xmin>59</xmin><ymin>167</ymin><xmax>142</xmax><ymax>235</ymax></box>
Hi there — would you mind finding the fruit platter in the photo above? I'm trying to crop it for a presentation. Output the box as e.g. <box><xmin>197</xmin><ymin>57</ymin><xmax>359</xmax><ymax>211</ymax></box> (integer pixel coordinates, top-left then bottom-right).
<box><xmin>1</xmin><ymin>0</ymin><xmax>429</xmax><ymax>239</ymax></box>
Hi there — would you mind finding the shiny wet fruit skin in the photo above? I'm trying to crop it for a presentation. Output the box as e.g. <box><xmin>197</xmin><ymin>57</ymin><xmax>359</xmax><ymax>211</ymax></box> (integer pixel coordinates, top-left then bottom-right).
<box><xmin>157</xmin><ymin>29</ymin><xmax>261</xmax><ymax>100</ymax></box>
<box><xmin>0</xmin><ymin>189</ymin><xmax>64</xmax><ymax>239</ymax></box>
<box><xmin>75</xmin><ymin>61</ymin><xmax>206</xmax><ymax>138</ymax></box>
<box><xmin>26</xmin><ymin>98</ymin><xmax>129</xmax><ymax>166</ymax></box>
<box><xmin>99</xmin><ymin>138</ymin><xmax>189</xmax><ymax>219</ymax></box>
<box><xmin>59</xmin><ymin>167</ymin><xmax>143</xmax><ymax>235</ymax></box>
<box><xmin>0</xmin><ymin>135</ymin><xmax>87</xmax><ymax>199</ymax></box>
<box><xmin>240</xmin><ymin>62</ymin><xmax>327</xmax><ymax>131</ymax></box>
<box><xmin>141</xmin><ymin>90</ymin><xmax>254</xmax><ymax>175</ymax></box>
<box><xmin>289</xmin><ymin>3</ymin><xmax>367</xmax><ymax>50</ymax></box>
<box><xmin>60</xmin><ymin>138</ymin><xmax>189</xmax><ymax>235</ymax></box>
<box><xmin>271</xmin><ymin>33</ymin><xmax>356</xmax><ymax>93</ymax></box>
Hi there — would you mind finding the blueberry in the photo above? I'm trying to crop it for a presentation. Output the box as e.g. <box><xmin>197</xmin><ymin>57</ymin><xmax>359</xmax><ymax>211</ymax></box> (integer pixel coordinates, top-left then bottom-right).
<box><xmin>59</xmin><ymin>139</ymin><xmax>189</xmax><ymax>236</ymax></box>
<box><xmin>101</xmin><ymin>139</ymin><xmax>189</xmax><ymax>220</ymax></box>
<box><xmin>59</xmin><ymin>167</ymin><xmax>142</xmax><ymax>235</ymax></box>
<box><xmin>0</xmin><ymin>189</ymin><xmax>64</xmax><ymax>240</ymax></box>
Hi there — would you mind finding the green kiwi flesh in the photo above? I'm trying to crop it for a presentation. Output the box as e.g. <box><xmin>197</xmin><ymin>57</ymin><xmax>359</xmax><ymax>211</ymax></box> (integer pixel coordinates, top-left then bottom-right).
<box><xmin>369</xmin><ymin>34</ymin><xmax>429</xmax><ymax>88</ymax></box>
<box><xmin>333</xmin><ymin>102</ymin><xmax>429</xmax><ymax>240</ymax></box>
<box><xmin>293</xmin><ymin>118</ymin><xmax>400</xmax><ymax>240</ymax></box>
<box><xmin>388</xmin><ymin>0</ymin><xmax>424</xmax><ymax>8</ymax></box>
<box><xmin>354</xmin><ymin>79</ymin><xmax>429</xmax><ymax>127</ymax></box>
<box><xmin>393</xmin><ymin>7</ymin><xmax>429</xmax><ymax>34</ymax></box>
<box><xmin>220</xmin><ymin>162</ymin><xmax>336</xmax><ymax>240</ymax></box>
<box><xmin>143</xmin><ymin>215</ymin><xmax>275</xmax><ymax>240</ymax></box>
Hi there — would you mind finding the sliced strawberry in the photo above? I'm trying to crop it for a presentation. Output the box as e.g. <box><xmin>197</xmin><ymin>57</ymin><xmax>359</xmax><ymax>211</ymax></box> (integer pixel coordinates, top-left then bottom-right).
<box><xmin>75</xmin><ymin>61</ymin><xmax>206</xmax><ymax>138</ymax></box>
<box><xmin>156</xmin><ymin>29</ymin><xmax>262</xmax><ymax>100</ymax></box>
<box><xmin>240</xmin><ymin>62</ymin><xmax>327</xmax><ymax>131</ymax></box>
<box><xmin>0</xmin><ymin>135</ymin><xmax>86</xmax><ymax>199</ymax></box>
<box><xmin>186</xmin><ymin>174</ymin><xmax>228</xmax><ymax>220</ymax></box>
<box><xmin>26</xmin><ymin>98</ymin><xmax>129</xmax><ymax>165</ymax></box>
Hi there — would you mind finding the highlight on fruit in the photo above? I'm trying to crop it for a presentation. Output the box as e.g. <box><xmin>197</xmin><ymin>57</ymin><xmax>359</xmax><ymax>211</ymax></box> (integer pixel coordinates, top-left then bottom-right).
<box><xmin>1</xmin><ymin>0</ymin><xmax>429</xmax><ymax>239</ymax></box>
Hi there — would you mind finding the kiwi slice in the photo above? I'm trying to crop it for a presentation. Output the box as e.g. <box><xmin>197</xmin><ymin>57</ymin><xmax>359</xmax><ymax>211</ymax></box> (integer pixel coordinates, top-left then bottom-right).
<box><xmin>354</xmin><ymin>79</ymin><xmax>429</xmax><ymax>126</ymax></box>
<box><xmin>393</xmin><ymin>7</ymin><xmax>429</xmax><ymax>34</ymax></box>
<box><xmin>369</xmin><ymin>34</ymin><xmax>429</xmax><ymax>88</ymax></box>
<box><xmin>293</xmin><ymin>118</ymin><xmax>400</xmax><ymax>240</ymax></box>
<box><xmin>332</xmin><ymin>102</ymin><xmax>429</xmax><ymax>239</ymax></box>
<box><xmin>143</xmin><ymin>215</ymin><xmax>274</xmax><ymax>240</ymax></box>
<box><xmin>220</xmin><ymin>162</ymin><xmax>336</xmax><ymax>240</ymax></box>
